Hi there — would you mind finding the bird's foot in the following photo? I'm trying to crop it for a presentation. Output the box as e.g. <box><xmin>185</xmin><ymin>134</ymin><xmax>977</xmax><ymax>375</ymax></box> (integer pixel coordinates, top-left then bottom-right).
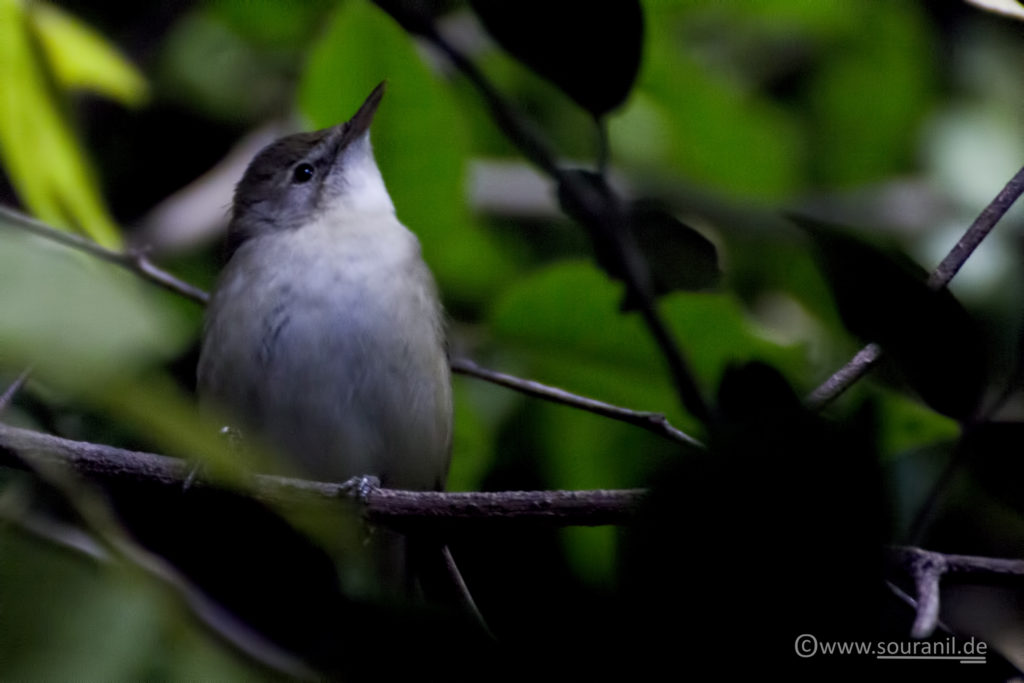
<box><xmin>338</xmin><ymin>475</ymin><xmax>380</xmax><ymax>504</ymax></box>
<box><xmin>220</xmin><ymin>424</ymin><xmax>244</xmax><ymax>450</ymax></box>
<box><xmin>184</xmin><ymin>425</ymin><xmax>243</xmax><ymax>491</ymax></box>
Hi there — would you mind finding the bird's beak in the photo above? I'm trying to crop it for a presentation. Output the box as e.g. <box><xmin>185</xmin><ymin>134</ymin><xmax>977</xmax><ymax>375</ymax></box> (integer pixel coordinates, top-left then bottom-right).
<box><xmin>335</xmin><ymin>82</ymin><xmax>386</xmax><ymax>149</ymax></box>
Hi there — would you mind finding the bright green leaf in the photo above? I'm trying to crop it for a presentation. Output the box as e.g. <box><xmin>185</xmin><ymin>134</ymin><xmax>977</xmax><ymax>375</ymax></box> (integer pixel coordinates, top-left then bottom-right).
<box><xmin>31</xmin><ymin>2</ymin><xmax>149</xmax><ymax>107</ymax></box>
<box><xmin>0</xmin><ymin>0</ymin><xmax>121</xmax><ymax>247</ymax></box>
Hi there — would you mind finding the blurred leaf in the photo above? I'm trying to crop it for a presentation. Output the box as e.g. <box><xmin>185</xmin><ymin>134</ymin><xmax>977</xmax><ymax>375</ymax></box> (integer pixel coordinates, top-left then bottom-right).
<box><xmin>0</xmin><ymin>530</ymin><xmax>161</xmax><ymax>680</ymax></box>
<box><xmin>874</xmin><ymin>389</ymin><xmax>960</xmax><ymax>457</ymax></box>
<box><xmin>555</xmin><ymin>171</ymin><xmax>719</xmax><ymax>308</ymax></box>
<box><xmin>32</xmin><ymin>2</ymin><xmax>148</xmax><ymax>106</ymax></box>
<box><xmin>489</xmin><ymin>261</ymin><xmax>806</xmax><ymax>433</ymax></box>
<box><xmin>796</xmin><ymin>215</ymin><xmax>986</xmax><ymax>420</ymax></box>
<box><xmin>0</xmin><ymin>227</ymin><xmax>189</xmax><ymax>389</ymax></box>
<box><xmin>561</xmin><ymin>526</ymin><xmax>615</xmax><ymax>587</ymax></box>
<box><xmin>615</xmin><ymin>7</ymin><xmax>802</xmax><ymax>199</ymax></box>
<box><xmin>630</xmin><ymin>199</ymin><xmax>720</xmax><ymax>294</ymax></box>
<box><xmin>0</xmin><ymin>529</ymin><xmax>266</xmax><ymax>681</ymax></box>
<box><xmin>210</xmin><ymin>0</ymin><xmax>335</xmax><ymax>47</ymax></box>
<box><xmin>448</xmin><ymin>376</ymin><xmax>499</xmax><ymax>492</ymax></box>
<box><xmin>157</xmin><ymin>8</ymin><xmax>294</xmax><ymax>123</ymax></box>
<box><xmin>299</xmin><ymin>1</ymin><xmax>513</xmax><ymax>303</ymax></box>
<box><xmin>0</xmin><ymin>0</ymin><xmax>121</xmax><ymax>247</ymax></box>
<box><xmin>805</xmin><ymin>1</ymin><xmax>934</xmax><ymax>185</ymax></box>
<box><xmin>470</xmin><ymin>0</ymin><xmax>643</xmax><ymax>117</ymax></box>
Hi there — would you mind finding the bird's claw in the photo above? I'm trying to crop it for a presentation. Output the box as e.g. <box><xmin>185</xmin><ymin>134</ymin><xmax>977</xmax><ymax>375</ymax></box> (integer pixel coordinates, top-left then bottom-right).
<box><xmin>339</xmin><ymin>475</ymin><xmax>380</xmax><ymax>504</ymax></box>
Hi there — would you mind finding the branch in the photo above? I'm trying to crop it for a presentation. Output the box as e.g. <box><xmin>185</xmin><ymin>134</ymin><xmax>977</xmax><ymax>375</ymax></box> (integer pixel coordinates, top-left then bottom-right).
<box><xmin>0</xmin><ymin>204</ymin><xmax>209</xmax><ymax>305</ymax></box>
<box><xmin>450</xmin><ymin>357</ymin><xmax>703</xmax><ymax>448</ymax></box>
<box><xmin>10</xmin><ymin>420</ymin><xmax>1024</xmax><ymax>647</ymax></box>
<box><xmin>806</xmin><ymin>165</ymin><xmax>1024</xmax><ymax>410</ymax></box>
<box><xmin>0</xmin><ymin>423</ymin><xmax>645</xmax><ymax>529</ymax></box>
<box><xmin>888</xmin><ymin>546</ymin><xmax>1024</xmax><ymax>639</ymax></box>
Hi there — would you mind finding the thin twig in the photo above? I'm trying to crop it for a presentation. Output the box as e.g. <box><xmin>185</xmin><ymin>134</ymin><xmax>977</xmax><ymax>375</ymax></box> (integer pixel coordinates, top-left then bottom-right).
<box><xmin>805</xmin><ymin>165</ymin><xmax>1024</xmax><ymax>410</ymax></box>
<box><xmin>804</xmin><ymin>344</ymin><xmax>882</xmax><ymax>411</ymax></box>
<box><xmin>884</xmin><ymin>580</ymin><xmax>955</xmax><ymax>637</ymax></box>
<box><xmin>450</xmin><ymin>357</ymin><xmax>703</xmax><ymax>448</ymax></box>
<box><xmin>0</xmin><ymin>205</ymin><xmax>209</xmax><ymax>305</ymax></box>
<box><xmin>0</xmin><ymin>423</ymin><xmax>645</xmax><ymax>528</ymax></box>
<box><xmin>0</xmin><ymin>367</ymin><xmax>32</xmax><ymax>414</ymax></box>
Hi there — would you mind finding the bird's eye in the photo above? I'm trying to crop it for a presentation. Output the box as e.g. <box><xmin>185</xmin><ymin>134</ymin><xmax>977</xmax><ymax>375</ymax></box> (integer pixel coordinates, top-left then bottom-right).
<box><xmin>292</xmin><ymin>163</ymin><xmax>315</xmax><ymax>184</ymax></box>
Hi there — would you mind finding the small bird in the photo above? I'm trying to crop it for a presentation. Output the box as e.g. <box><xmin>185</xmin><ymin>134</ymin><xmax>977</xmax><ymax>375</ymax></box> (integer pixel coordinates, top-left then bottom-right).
<box><xmin>197</xmin><ymin>83</ymin><xmax>453</xmax><ymax>595</ymax></box>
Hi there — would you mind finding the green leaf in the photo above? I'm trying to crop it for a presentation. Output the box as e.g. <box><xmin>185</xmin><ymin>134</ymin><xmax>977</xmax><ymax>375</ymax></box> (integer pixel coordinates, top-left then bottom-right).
<box><xmin>554</xmin><ymin>171</ymin><xmax>719</xmax><ymax>309</ymax></box>
<box><xmin>630</xmin><ymin>200</ymin><xmax>720</xmax><ymax>295</ymax></box>
<box><xmin>0</xmin><ymin>530</ymin><xmax>161</xmax><ymax>681</ymax></box>
<box><xmin>874</xmin><ymin>389</ymin><xmax>960</xmax><ymax>457</ymax></box>
<box><xmin>31</xmin><ymin>2</ymin><xmax>148</xmax><ymax>106</ymax></box>
<box><xmin>0</xmin><ymin>223</ymin><xmax>190</xmax><ymax>389</ymax></box>
<box><xmin>0</xmin><ymin>529</ymin><xmax>266</xmax><ymax>681</ymax></box>
<box><xmin>805</xmin><ymin>1</ymin><xmax>934</xmax><ymax>185</ymax></box>
<box><xmin>614</xmin><ymin>6</ymin><xmax>802</xmax><ymax>200</ymax></box>
<box><xmin>0</xmin><ymin>0</ymin><xmax>122</xmax><ymax>247</ymax></box>
<box><xmin>796</xmin><ymin>215</ymin><xmax>987</xmax><ymax>420</ymax></box>
<box><xmin>298</xmin><ymin>1</ymin><xmax>513</xmax><ymax>303</ymax></box>
<box><xmin>489</xmin><ymin>261</ymin><xmax>806</xmax><ymax>431</ymax></box>
<box><xmin>157</xmin><ymin>7</ymin><xmax>296</xmax><ymax>123</ymax></box>
<box><xmin>470</xmin><ymin>0</ymin><xmax>643</xmax><ymax>117</ymax></box>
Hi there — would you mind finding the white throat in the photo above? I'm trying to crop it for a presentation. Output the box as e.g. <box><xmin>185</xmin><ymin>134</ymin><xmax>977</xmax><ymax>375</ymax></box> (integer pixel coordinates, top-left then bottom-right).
<box><xmin>329</xmin><ymin>134</ymin><xmax>395</xmax><ymax>217</ymax></box>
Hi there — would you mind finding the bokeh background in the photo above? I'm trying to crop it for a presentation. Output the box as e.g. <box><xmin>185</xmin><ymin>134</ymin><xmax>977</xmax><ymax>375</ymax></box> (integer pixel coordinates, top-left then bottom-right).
<box><xmin>3</xmin><ymin>0</ymin><xmax>1024</xmax><ymax>678</ymax></box>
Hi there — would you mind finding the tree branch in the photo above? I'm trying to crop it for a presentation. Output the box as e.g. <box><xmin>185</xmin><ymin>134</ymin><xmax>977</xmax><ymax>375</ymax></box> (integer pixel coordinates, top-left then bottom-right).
<box><xmin>450</xmin><ymin>357</ymin><xmax>703</xmax><ymax>448</ymax></box>
<box><xmin>8</xmin><ymin>419</ymin><xmax>1024</xmax><ymax>645</ymax></box>
<box><xmin>0</xmin><ymin>204</ymin><xmax>209</xmax><ymax>305</ymax></box>
<box><xmin>806</xmin><ymin>165</ymin><xmax>1024</xmax><ymax>410</ymax></box>
<box><xmin>0</xmin><ymin>423</ymin><xmax>645</xmax><ymax>529</ymax></box>
<box><xmin>888</xmin><ymin>546</ymin><xmax>1024</xmax><ymax>639</ymax></box>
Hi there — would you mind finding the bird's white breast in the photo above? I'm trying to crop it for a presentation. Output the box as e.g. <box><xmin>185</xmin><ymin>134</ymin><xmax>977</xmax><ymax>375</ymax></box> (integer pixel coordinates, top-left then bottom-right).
<box><xmin>199</xmin><ymin>208</ymin><xmax>451</xmax><ymax>489</ymax></box>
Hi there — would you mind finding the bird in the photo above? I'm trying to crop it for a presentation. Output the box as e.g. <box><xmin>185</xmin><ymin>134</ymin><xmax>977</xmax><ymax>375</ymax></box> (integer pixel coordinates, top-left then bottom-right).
<box><xmin>196</xmin><ymin>82</ymin><xmax>454</xmax><ymax>599</ymax></box>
